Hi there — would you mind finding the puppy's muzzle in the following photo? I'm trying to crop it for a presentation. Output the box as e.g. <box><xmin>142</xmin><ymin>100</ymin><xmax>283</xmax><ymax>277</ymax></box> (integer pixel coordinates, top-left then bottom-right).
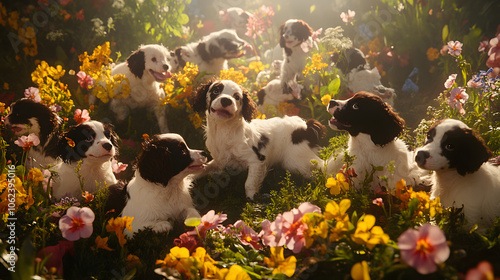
<box><xmin>415</xmin><ymin>150</ymin><xmax>430</xmax><ymax>167</ymax></box>
<box><xmin>220</xmin><ymin>97</ymin><xmax>232</xmax><ymax>108</ymax></box>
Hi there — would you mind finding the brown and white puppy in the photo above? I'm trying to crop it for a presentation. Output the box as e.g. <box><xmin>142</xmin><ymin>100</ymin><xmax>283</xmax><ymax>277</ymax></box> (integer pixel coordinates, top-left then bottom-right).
<box><xmin>326</xmin><ymin>92</ymin><xmax>428</xmax><ymax>189</ymax></box>
<box><xmin>4</xmin><ymin>98</ymin><xmax>62</xmax><ymax>168</ymax></box>
<box><xmin>172</xmin><ymin>29</ymin><xmax>251</xmax><ymax>74</ymax></box>
<box><xmin>109</xmin><ymin>44</ymin><xmax>172</xmax><ymax>133</ymax></box>
<box><xmin>415</xmin><ymin>119</ymin><xmax>500</xmax><ymax>229</ymax></box>
<box><xmin>121</xmin><ymin>133</ymin><xmax>206</xmax><ymax>236</ymax></box>
<box><xmin>193</xmin><ymin>79</ymin><xmax>325</xmax><ymax>200</ymax></box>
<box><xmin>279</xmin><ymin>19</ymin><xmax>313</xmax><ymax>94</ymax></box>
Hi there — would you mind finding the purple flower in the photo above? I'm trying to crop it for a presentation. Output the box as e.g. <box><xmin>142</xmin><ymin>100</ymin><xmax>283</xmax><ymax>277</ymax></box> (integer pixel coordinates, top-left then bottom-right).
<box><xmin>447</xmin><ymin>41</ymin><xmax>463</xmax><ymax>56</ymax></box>
<box><xmin>24</xmin><ymin>87</ymin><xmax>41</xmax><ymax>103</ymax></box>
<box><xmin>398</xmin><ymin>223</ymin><xmax>450</xmax><ymax>275</ymax></box>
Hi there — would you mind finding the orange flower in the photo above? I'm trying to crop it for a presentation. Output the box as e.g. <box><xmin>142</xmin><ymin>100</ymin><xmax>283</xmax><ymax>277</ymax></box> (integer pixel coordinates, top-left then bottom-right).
<box><xmin>426</xmin><ymin>47</ymin><xmax>439</xmax><ymax>61</ymax></box>
<box><xmin>95</xmin><ymin>236</ymin><xmax>114</xmax><ymax>251</ymax></box>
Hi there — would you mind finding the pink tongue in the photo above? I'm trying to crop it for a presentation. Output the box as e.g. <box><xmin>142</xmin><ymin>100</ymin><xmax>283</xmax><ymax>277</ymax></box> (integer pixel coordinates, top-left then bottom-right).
<box><xmin>152</xmin><ymin>71</ymin><xmax>171</xmax><ymax>81</ymax></box>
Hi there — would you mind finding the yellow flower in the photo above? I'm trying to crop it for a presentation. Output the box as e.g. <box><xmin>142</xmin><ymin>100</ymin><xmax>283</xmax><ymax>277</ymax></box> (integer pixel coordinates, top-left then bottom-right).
<box><xmin>303</xmin><ymin>213</ymin><xmax>329</xmax><ymax>247</ymax></box>
<box><xmin>263</xmin><ymin>247</ymin><xmax>297</xmax><ymax>277</ymax></box>
<box><xmin>225</xmin><ymin>264</ymin><xmax>251</xmax><ymax>280</ymax></box>
<box><xmin>47</xmin><ymin>65</ymin><xmax>65</xmax><ymax>80</ymax></box>
<box><xmin>219</xmin><ymin>68</ymin><xmax>247</xmax><ymax>84</ymax></box>
<box><xmin>0</xmin><ymin>174</ymin><xmax>27</xmax><ymax>213</ymax></box>
<box><xmin>0</xmin><ymin>102</ymin><xmax>5</xmax><ymax>114</ymax></box>
<box><xmin>351</xmin><ymin>215</ymin><xmax>389</xmax><ymax>250</ymax></box>
<box><xmin>106</xmin><ymin>216</ymin><xmax>134</xmax><ymax>247</ymax></box>
<box><xmin>27</xmin><ymin>168</ymin><xmax>44</xmax><ymax>184</ymax></box>
<box><xmin>321</xmin><ymin>94</ymin><xmax>332</xmax><ymax>106</ymax></box>
<box><xmin>426</xmin><ymin>47</ymin><xmax>439</xmax><ymax>61</ymax></box>
<box><xmin>324</xmin><ymin>199</ymin><xmax>351</xmax><ymax>242</ymax></box>
<box><xmin>8</xmin><ymin>11</ymin><xmax>19</xmax><ymax>30</ymax></box>
<box><xmin>326</xmin><ymin>173</ymin><xmax>350</xmax><ymax>195</ymax></box>
<box><xmin>3</xmin><ymin>82</ymin><xmax>8</xmax><ymax>90</ymax></box>
<box><xmin>95</xmin><ymin>236</ymin><xmax>114</xmax><ymax>251</ymax></box>
<box><xmin>351</xmin><ymin>261</ymin><xmax>370</xmax><ymax>280</ymax></box>
<box><xmin>189</xmin><ymin>113</ymin><xmax>203</xmax><ymax>129</ymax></box>
<box><xmin>248</xmin><ymin>61</ymin><xmax>265</xmax><ymax>73</ymax></box>
<box><xmin>303</xmin><ymin>53</ymin><xmax>328</xmax><ymax>76</ymax></box>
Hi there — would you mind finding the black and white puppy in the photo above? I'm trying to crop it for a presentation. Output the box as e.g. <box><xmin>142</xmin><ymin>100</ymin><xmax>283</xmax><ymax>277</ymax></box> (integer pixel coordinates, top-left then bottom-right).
<box><xmin>4</xmin><ymin>98</ymin><xmax>61</xmax><ymax>168</ymax></box>
<box><xmin>334</xmin><ymin>47</ymin><xmax>395</xmax><ymax>106</ymax></box>
<box><xmin>109</xmin><ymin>44</ymin><xmax>172</xmax><ymax>133</ymax></box>
<box><xmin>256</xmin><ymin>78</ymin><xmax>301</xmax><ymax>107</ymax></box>
<box><xmin>173</xmin><ymin>29</ymin><xmax>251</xmax><ymax>74</ymax></box>
<box><xmin>193</xmin><ymin>80</ymin><xmax>325</xmax><ymax>200</ymax></box>
<box><xmin>415</xmin><ymin>119</ymin><xmax>500</xmax><ymax>229</ymax></box>
<box><xmin>122</xmin><ymin>133</ymin><xmax>206</xmax><ymax>235</ymax></box>
<box><xmin>326</xmin><ymin>92</ymin><xmax>428</xmax><ymax>189</ymax></box>
<box><xmin>52</xmin><ymin>120</ymin><xmax>119</xmax><ymax>200</ymax></box>
<box><xmin>279</xmin><ymin>19</ymin><xmax>313</xmax><ymax>94</ymax></box>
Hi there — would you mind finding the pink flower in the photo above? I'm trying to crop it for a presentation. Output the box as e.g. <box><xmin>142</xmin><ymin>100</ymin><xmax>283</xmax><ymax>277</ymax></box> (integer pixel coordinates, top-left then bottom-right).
<box><xmin>398</xmin><ymin>223</ymin><xmax>450</xmax><ymax>275</ymax></box>
<box><xmin>446</xmin><ymin>87</ymin><xmax>469</xmax><ymax>115</ymax></box>
<box><xmin>447</xmin><ymin>40</ymin><xmax>463</xmax><ymax>56</ymax></box>
<box><xmin>372</xmin><ymin>198</ymin><xmax>384</xmax><ymax>207</ymax></box>
<box><xmin>75</xmin><ymin>9</ymin><xmax>84</xmax><ymax>20</ymax></box>
<box><xmin>111</xmin><ymin>159</ymin><xmax>128</xmax><ymax>174</ymax></box>
<box><xmin>467</xmin><ymin>78</ymin><xmax>483</xmax><ymax>88</ymax></box>
<box><xmin>340</xmin><ymin>10</ymin><xmax>356</xmax><ymax>23</ymax></box>
<box><xmin>245</xmin><ymin>5</ymin><xmax>274</xmax><ymax>39</ymax></box>
<box><xmin>478</xmin><ymin>40</ymin><xmax>489</xmax><ymax>52</ymax></box>
<box><xmin>24</xmin><ymin>87</ymin><xmax>41</xmax><ymax>102</ymax></box>
<box><xmin>59</xmin><ymin>206</ymin><xmax>95</xmax><ymax>241</ymax></box>
<box><xmin>37</xmin><ymin>240</ymin><xmax>74</xmax><ymax>275</ymax></box>
<box><xmin>465</xmin><ymin>261</ymin><xmax>495</xmax><ymax>280</ymax></box>
<box><xmin>444</xmin><ymin>74</ymin><xmax>457</xmax><ymax>89</ymax></box>
<box><xmin>59</xmin><ymin>0</ymin><xmax>73</xmax><ymax>6</ymax></box>
<box><xmin>42</xmin><ymin>169</ymin><xmax>53</xmax><ymax>192</ymax></box>
<box><xmin>74</xmin><ymin>109</ymin><xmax>90</xmax><ymax>124</ymax></box>
<box><xmin>232</xmin><ymin>220</ymin><xmax>262</xmax><ymax>250</ymax></box>
<box><xmin>15</xmin><ymin>133</ymin><xmax>40</xmax><ymax>151</ymax></box>
<box><xmin>76</xmin><ymin>71</ymin><xmax>94</xmax><ymax>90</ymax></box>
<box><xmin>440</xmin><ymin>45</ymin><xmax>449</xmax><ymax>56</ymax></box>
<box><xmin>486</xmin><ymin>35</ymin><xmax>500</xmax><ymax>77</ymax></box>
<box><xmin>191</xmin><ymin>210</ymin><xmax>227</xmax><ymax>237</ymax></box>
<box><xmin>277</xmin><ymin>202</ymin><xmax>321</xmax><ymax>254</ymax></box>
<box><xmin>259</xmin><ymin>219</ymin><xmax>283</xmax><ymax>247</ymax></box>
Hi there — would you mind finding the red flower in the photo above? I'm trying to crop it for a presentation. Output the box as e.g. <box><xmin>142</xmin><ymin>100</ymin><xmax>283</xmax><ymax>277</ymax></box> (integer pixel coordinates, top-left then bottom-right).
<box><xmin>173</xmin><ymin>232</ymin><xmax>201</xmax><ymax>253</ymax></box>
<box><xmin>37</xmin><ymin>240</ymin><xmax>74</xmax><ymax>275</ymax></box>
<box><xmin>75</xmin><ymin>9</ymin><xmax>84</xmax><ymax>20</ymax></box>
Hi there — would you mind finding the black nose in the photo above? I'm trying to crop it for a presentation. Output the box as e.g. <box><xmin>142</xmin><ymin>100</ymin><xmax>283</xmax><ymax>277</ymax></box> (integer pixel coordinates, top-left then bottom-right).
<box><xmin>220</xmin><ymin>98</ymin><xmax>232</xmax><ymax>108</ymax></box>
<box><xmin>162</xmin><ymin>64</ymin><xmax>169</xmax><ymax>71</ymax></box>
<box><xmin>415</xmin><ymin>150</ymin><xmax>430</xmax><ymax>166</ymax></box>
<box><xmin>201</xmin><ymin>151</ymin><xmax>207</xmax><ymax>157</ymax></box>
<box><xmin>102</xmin><ymin>143</ymin><xmax>113</xmax><ymax>152</ymax></box>
<box><xmin>328</xmin><ymin>100</ymin><xmax>338</xmax><ymax>109</ymax></box>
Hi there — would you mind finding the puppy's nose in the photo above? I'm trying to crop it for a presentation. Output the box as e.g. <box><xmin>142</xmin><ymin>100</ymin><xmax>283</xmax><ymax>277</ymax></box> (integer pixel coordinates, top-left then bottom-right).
<box><xmin>102</xmin><ymin>143</ymin><xmax>113</xmax><ymax>152</ymax></box>
<box><xmin>415</xmin><ymin>150</ymin><xmax>430</xmax><ymax>166</ymax></box>
<box><xmin>162</xmin><ymin>64</ymin><xmax>169</xmax><ymax>71</ymax></box>
<box><xmin>220</xmin><ymin>98</ymin><xmax>232</xmax><ymax>108</ymax></box>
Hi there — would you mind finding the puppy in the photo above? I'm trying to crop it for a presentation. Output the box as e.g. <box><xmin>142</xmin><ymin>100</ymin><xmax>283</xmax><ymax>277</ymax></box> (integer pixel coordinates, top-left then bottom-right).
<box><xmin>219</xmin><ymin>7</ymin><xmax>252</xmax><ymax>37</ymax></box>
<box><xmin>109</xmin><ymin>44</ymin><xmax>172</xmax><ymax>133</ymax></box>
<box><xmin>334</xmin><ymin>47</ymin><xmax>396</xmax><ymax>106</ymax></box>
<box><xmin>121</xmin><ymin>133</ymin><xmax>206</xmax><ymax>235</ymax></box>
<box><xmin>279</xmin><ymin>19</ymin><xmax>313</xmax><ymax>93</ymax></box>
<box><xmin>326</xmin><ymin>92</ymin><xmax>427</xmax><ymax>189</ymax></box>
<box><xmin>4</xmin><ymin>98</ymin><xmax>61</xmax><ymax>168</ymax></box>
<box><xmin>415</xmin><ymin>119</ymin><xmax>500</xmax><ymax>229</ymax></box>
<box><xmin>193</xmin><ymin>79</ymin><xmax>325</xmax><ymax>200</ymax></box>
<box><xmin>173</xmin><ymin>29</ymin><xmax>251</xmax><ymax>74</ymax></box>
<box><xmin>256</xmin><ymin>78</ymin><xmax>301</xmax><ymax>107</ymax></box>
<box><xmin>52</xmin><ymin>120</ymin><xmax>119</xmax><ymax>200</ymax></box>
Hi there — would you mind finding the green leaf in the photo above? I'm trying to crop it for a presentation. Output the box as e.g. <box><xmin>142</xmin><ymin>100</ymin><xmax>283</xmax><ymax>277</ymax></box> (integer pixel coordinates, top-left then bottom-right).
<box><xmin>13</xmin><ymin>238</ymin><xmax>36</xmax><ymax>280</ymax></box>
<box><xmin>178</xmin><ymin>13</ymin><xmax>189</xmax><ymax>25</ymax></box>
<box><xmin>442</xmin><ymin>25</ymin><xmax>449</xmax><ymax>43</ymax></box>
<box><xmin>184</xmin><ymin>217</ymin><xmax>201</xmax><ymax>227</ymax></box>
<box><xmin>327</xmin><ymin>77</ymin><xmax>341</xmax><ymax>96</ymax></box>
<box><xmin>310</xmin><ymin>5</ymin><xmax>316</xmax><ymax>13</ymax></box>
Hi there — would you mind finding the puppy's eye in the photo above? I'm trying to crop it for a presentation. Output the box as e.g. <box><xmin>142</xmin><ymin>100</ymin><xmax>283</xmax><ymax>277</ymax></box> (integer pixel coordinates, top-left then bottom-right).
<box><xmin>234</xmin><ymin>94</ymin><xmax>240</xmax><ymax>100</ymax></box>
<box><xmin>445</xmin><ymin>144</ymin><xmax>454</xmax><ymax>151</ymax></box>
<box><xmin>152</xmin><ymin>57</ymin><xmax>157</xmax><ymax>62</ymax></box>
<box><xmin>352</xmin><ymin>103</ymin><xmax>359</xmax><ymax>110</ymax></box>
<box><xmin>85</xmin><ymin>135</ymin><xmax>94</xmax><ymax>143</ymax></box>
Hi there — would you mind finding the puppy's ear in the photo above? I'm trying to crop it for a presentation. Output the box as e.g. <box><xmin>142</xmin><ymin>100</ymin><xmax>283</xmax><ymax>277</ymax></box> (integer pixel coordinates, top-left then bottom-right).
<box><xmin>137</xmin><ymin>139</ymin><xmax>174</xmax><ymax>185</ymax></box>
<box><xmin>127</xmin><ymin>49</ymin><xmax>145</xmax><ymax>79</ymax></box>
<box><xmin>295</xmin><ymin>20</ymin><xmax>313</xmax><ymax>42</ymax></box>
<box><xmin>209</xmin><ymin>43</ymin><xmax>223</xmax><ymax>58</ymax></box>
<box><xmin>197</xmin><ymin>42</ymin><xmax>212</xmax><ymax>62</ymax></box>
<box><xmin>256</xmin><ymin>89</ymin><xmax>266</xmax><ymax>106</ymax></box>
<box><xmin>192</xmin><ymin>80</ymin><xmax>214</xmax><ymax>114</ymax></box>
<box><xmin>241</xmin><ymin>88</ymin><xmax>257</xmax><ymax>122</ymax></box>
<box><xmin>104</xmin><ymin>123</ymin><xmax>120</xmax><ymax>148</ymax></box>
<box><xmin>279</xmin><ymin>23</ymin><xmax>286</xmax><ymax>48</ymax></box>
<box><xmin>456</xmin><ymin>129</ymin><xmax>491</xmax><ymax>176</ymax></box>
<box><xmin>369</xmin><ymin>97</ymin><xmax>405</xmax><ymax>146</ymax></box>
<box><xmin>347</xmin><ymin>48</ymin><xmax>368</xmax><ymax>72</ymax></box>
<box><xmin>58</xmin><ymin>126</ymin><xmax>89</xmax><ymax>163</ymax></box>
<box><xmin>174</xmin><ymin>47</ymin><xmax>187</xmax><ymax>68</ymax></box>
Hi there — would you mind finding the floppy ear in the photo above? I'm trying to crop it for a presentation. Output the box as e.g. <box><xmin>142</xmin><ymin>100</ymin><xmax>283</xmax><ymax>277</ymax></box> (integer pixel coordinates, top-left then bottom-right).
<box><xmin>174</xmin><ymin>47</ymin><xmax>187</xmax><ymax>68</ymax></box>
<box><xmin>192</xmin><ymin>80</ymin><xmax>214</xmax><ymax>114</ymax></box>
<box><xmin>456</xmin><ymin>129</ymin><xmax>491</xmax><ymax>176</ymax></box>
<box><xmin>279</xmin><ymin>23</ymin><xmax>286</xmax><ymax>48</ymax></box>
<box><xmin>197</xmin><ymin>42</ymin><xmax>213</xmax><ymax>62</ymax></box>
<box><xmin>58</xmin><ymin>126</ymin><xmax>90</xmax><ymax>163</ymax></box>
<box><xmin>241</xmin><ymin>88</ymin><xmax>257</xmax><ymax>122</ymax></box>
<box><xmin>295</xmin><ymin>20</ymin><xmax>313</xmax><ymax>42</ymax></box>
<box><xmin>127</xmin><ymin>49</ymin><xmax>145</xmax><ymax>79</ymax></box>
<box><xmin>137</xmin><ymin>138</ymin><xmax>174</xmax><ymax>185</ymax></box>
<box><xmin>209</xmin><ymin>42</ymin><xmax>224</xmax><ymax>58</ymax></box>
<box><xmin>347</xmin><ymin>48</ymin><xmax>368</xmax><ymax>72</ymax></box>
<box><xmin>104</xmin><ymin>123</ymin><xmax>120</xmax><ymax>148</ymax></box>
<box><xmin>369</xmin><ymin>99</ymin><xmax>405</xmax><ymax>146</ymax></box>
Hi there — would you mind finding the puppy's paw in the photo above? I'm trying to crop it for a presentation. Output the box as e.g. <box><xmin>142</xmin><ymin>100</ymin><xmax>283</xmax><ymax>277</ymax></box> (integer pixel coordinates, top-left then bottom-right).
<box><xmin>152</xmin><ymin>221</ymin><xmax>172</xmax><ymax>233</ymax></box>
<box><xmin>245</xmin><ymin>188</ymin><xmax>257</xmax><ymax>201</ymax></box>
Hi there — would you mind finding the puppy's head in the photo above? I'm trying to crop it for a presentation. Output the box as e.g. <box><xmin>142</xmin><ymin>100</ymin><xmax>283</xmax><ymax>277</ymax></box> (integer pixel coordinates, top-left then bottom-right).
<box><xmin>279</xmin><ymin>19</ymin><xmax>313</xmax><ymax>54</ymax></box>
<box><xmin>334</xmin><ymin>47</ymin><xmax>368</xmax><ymax>74</ymax></box>
<box><xmin>198</xmin><ymin>29</ymin><xmax>250</xmax><ymax>61</ymax></box>
<box><xmin>127</xmin><ymin>44</ymin><xmax>172</xmax><ymax>82</ymax></box>
<box><xmin>137</xmin><ymin>133</ymin><xmax>207</xmax><ymax>185</ymax></box>
<box><xmin>168</xmin><ymin>48</ymin><xmax>186</xmax><ymax>73</ymax></box>
<box><xmin>327</xmin><ymin>92</ymin><xmax>404</xmax><ymax>146</ymax></box>
<box><xmin>193</xmin><ymin>79</ymin><xmax>257</xmax><ymax>122</ymax></box>
<box><xmin>415</xmin><ymin>119</ymin><xmax>491</xmax><ymax>176</ymax></box>
<box><xmin>59</xmin><ymin>120</ymin><xmax>119</xmax><ymax>164</ymax></box>
<box><xmin>4</xmin><ymin>98</ymin><xmax>61</xmax><ymax>144</ymax></box>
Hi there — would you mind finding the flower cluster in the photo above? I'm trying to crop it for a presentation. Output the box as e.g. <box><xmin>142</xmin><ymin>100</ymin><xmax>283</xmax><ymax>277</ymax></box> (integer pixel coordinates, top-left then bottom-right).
<box><xmin>303</xmin><ymin>53</ymin><xmax>328</xmax><ymax>76</ymax></box>
<box><xmin>394</xmin><ymin>179</ymin><xmax>443</xmax><ymax>218</ymax></box>
<box><xmin>0</xmin><ymin>172</ymin><xmax>34</xmax><ymax>213</ymax></box>
<box><xmin>1</xmin><ymin>3</ymin><xmax>37</xmax><ymax>58</ymax></box>
<box><xmin>245</xmin><ymin>5</ymin><xmax>274</xmax><ymax>39</ymax></box>
<box><xmin>219</xmin><ymin>67</ymin><xmax>248</xmax><ymax>85</ymax></box>
<box><xmin>31</xmin><ymin>61</ymin><xmax>74</xmax><ymax>113</ymax></box>
<box><xmin>78</xmin><ymin>42</ymin><xmax>130</xmax><ymax>103</ymax></box>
